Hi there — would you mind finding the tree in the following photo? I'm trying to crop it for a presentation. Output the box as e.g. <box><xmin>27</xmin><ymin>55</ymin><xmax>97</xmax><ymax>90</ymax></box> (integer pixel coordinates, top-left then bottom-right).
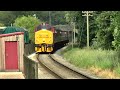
<box><xmin>65</xmin><ymin>11</ymin><xmax>87</xmax><ymax>47</ymax></box>
<box><xmin>36</xmin><ymin>11</ymin><xmax>67</xmax><ymax>25</ymax></box>
<box><xmin>0</xmin><ymin>23</ymin><xmax>5</xmax><ymax>27</ymax></box>
<box><xmin>0</xmin><ymin>11</ymin><xmax>67</xmax><ymax>27</ymax></box>
<box><xmin>13</xmin><ymin>15</ymin><xmax>41</xmax><ymax>42</ymax></box>
<box><xmin>92</xmin><ymin>11</ymin><xmax>115</xmax><ymax>50</ymax></box>
<box><xmin>0</xmin><ymin>11</ymin><xmax>16</xmax><ymax>26</ymax></box>
<box><xmin>111</xmin><ymin>11</ymin><xmax>120</xmax><ymax>50</ymax></box>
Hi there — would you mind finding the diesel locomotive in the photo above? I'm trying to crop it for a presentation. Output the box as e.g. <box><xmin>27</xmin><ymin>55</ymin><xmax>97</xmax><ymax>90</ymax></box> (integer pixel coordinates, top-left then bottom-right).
<box><xmin>35</xmin><ymin>23</ymin><xmax>72</xmax><ymax>53</ymax></box>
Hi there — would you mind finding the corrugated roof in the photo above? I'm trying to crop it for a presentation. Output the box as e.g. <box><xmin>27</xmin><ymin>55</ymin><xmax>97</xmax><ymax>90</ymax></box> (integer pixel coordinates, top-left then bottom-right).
<box><xmin>54</xmin><ymin>25</ymin><xmax>73</xmax><ymax>31</ymax></box>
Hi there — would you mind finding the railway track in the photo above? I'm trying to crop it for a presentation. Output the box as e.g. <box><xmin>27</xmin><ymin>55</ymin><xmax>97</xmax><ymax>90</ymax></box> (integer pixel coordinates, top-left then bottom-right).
<box><xmin>37</xmin><ymin>56</ymin><xmax>62</xmax><ymax>79</ymax></box>
<box><xmin>37</xmin><ymin>54</ymin><xmax>98</xmax><ymax>79</ymax></box>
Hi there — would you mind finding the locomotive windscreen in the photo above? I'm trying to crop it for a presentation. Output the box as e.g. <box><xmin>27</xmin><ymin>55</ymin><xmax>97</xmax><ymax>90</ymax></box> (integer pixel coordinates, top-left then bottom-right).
<box><xmin>35</xmin><ymin>23</ymin><xmax>52</xmax><ymax>32</ymax></box>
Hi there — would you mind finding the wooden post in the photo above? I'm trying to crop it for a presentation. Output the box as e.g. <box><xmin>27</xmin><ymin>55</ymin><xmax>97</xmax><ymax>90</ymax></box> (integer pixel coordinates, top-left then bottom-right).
<box><xmin>86</xmin><ymin>12</ymin><xmax>89</xmax><ymax>48</ymax></box>
<box><xmin>49</xmin><ymin>11</ymin><xmax>51</xmax><ymax>26</ymax></box>
<box><xmin>74</xmin><ymin>22</ymin><xmax>75</xmax><ymax>44</ymax></box>
<box><xmin>72</xmin><ymin>28</ymin><xmax>73</xmax><ymax>48</ymax></box>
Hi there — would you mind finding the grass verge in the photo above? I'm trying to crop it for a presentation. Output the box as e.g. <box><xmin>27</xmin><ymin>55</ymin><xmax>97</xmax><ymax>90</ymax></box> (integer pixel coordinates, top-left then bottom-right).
<box><xmin>62</xmin><ymin>46</ymin><xmax>120</xmax><ymax>79</ymax></box>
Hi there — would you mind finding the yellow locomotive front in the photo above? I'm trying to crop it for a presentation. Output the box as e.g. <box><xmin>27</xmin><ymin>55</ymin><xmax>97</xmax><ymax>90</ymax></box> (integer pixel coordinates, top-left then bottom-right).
<box><xmin>35</xmin><ymin>23</ymin><xmax>53</xmax><ymax>53</ymax></box>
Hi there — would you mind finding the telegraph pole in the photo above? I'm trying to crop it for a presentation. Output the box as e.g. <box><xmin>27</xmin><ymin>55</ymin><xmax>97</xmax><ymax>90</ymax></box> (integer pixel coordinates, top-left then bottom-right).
<box><xmin>11</xmin><ymin>23</ymin><xmax>12</xmax><ymax>26</ymax></box>
<box><xmin>71</xmin><ymin>17</ymin><xmax>76</xmax><ymax>46</ymax></box>
<box><xmin>72</xmin><ymin>28</ymin><xmax>73</xmax><ymax>48</ymax></box>
<box><xmin>74</xmin><ymin>22</ymin><xmax>75</xmax><ymax>44</ymax></box>
<box><xmin>71</xmin><ymin>22</ymin><xmax>74</xmax><ymax>48</ymax></box>
<box><xmin>33</xmin><ymin>14</ymin><xmax>37</xmax><ymax>18</ymax></box>
<box><xmin>82</xmin><ymin>11</ymin><xmax>93</xmax><ymax>49</ymax></box>
<box><xmin>73</xmin><ymin>17</ymin><xmax>76</xmax><ymax>44</ymax></box>
<box><xmin>49</xmin><ymin>11</ymin><xmax>51</xmax><ymax>25</ymax></box>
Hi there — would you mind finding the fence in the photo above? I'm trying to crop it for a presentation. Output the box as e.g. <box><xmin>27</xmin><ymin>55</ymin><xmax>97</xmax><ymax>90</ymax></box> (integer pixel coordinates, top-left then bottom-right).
<box><xmin>24</xmin><ymin>55</ymin><xmax>38</xmax><ymax>79</ymax></box>
<box><xmin>24</xmin><ymin>42</ymin><xmax>35</xmax><ymax>56</ymax></box>
<box><xmin>24</xmin><ymin>42</ymin><xmax>38</xmax><ymax>79</ymax></box>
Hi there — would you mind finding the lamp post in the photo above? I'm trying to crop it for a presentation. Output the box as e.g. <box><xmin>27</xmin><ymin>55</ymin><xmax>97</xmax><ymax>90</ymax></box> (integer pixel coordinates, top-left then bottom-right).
<box><xmin>82</xmin><ymin>11</ymin><xmax>93</xmax><ymax>49</ymax></box>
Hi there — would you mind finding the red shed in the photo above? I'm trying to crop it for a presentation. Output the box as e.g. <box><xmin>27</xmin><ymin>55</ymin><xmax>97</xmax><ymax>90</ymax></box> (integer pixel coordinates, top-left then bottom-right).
<box><xmin>0</xmin><ymin>32</ymin><xmax>24</xmax><ymax>72</ymax></box>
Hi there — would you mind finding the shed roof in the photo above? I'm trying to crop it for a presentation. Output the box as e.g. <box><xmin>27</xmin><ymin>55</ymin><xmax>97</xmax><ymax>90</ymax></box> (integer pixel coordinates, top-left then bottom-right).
<box><xmin>1</xmin><ymin>26</ymin><xmax>29</xmax><ymax>44</ymax></box>
<box><xmin>0</xmin><ymin>32</ymin><xmax>24</xmax><ymax>38</ymax></box>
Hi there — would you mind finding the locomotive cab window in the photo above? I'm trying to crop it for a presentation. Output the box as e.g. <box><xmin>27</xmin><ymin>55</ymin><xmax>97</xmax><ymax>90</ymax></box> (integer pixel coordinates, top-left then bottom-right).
<box><xmin>35</xmin><ymin>23</ymin><xmax>52</xmax><ymax>31</ymax></box>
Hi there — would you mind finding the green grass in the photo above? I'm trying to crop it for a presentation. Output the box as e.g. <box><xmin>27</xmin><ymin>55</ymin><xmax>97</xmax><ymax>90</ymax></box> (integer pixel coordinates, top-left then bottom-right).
<box><xmin>114</xmin><ymin>67</ymin><xmax>120</xmax><ymax>75</ymax></box>
<box><xmin>62</xmin><ymin>46</ymin><xmax>120</xmax><ymax>75</ymax></box>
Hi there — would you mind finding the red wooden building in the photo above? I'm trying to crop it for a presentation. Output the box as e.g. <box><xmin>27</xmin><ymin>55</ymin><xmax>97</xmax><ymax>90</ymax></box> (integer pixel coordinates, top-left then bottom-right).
<box><xmin>0</xmin><ymin>32</ymin><xmax>24</xmax><ymax>72</ymax></box>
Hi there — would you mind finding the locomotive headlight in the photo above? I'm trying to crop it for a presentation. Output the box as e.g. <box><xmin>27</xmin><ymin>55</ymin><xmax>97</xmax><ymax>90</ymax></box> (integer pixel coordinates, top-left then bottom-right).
<box><xmin>43</xmin><ymin>38</ymin><xmax>45</xmax><ymax>41</ymax></box>
<box><xmin>43</xmin><ymin>38</ymin><xmax>45</xmax><ymax>42</ymax></box>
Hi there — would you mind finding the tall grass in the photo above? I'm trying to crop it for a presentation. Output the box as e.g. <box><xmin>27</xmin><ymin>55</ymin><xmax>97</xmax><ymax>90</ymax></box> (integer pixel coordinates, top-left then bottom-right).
<box><xmin>62</xmin><ymin>46</ymin><xmax>120</xmax><ymax>75</ymax></box>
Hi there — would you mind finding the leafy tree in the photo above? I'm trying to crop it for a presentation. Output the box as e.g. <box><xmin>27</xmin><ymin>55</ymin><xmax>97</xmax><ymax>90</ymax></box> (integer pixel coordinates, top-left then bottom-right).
<box><xmin>65</xmin><ymin>11</ymin><xmax>87</xmax><ymax>47</ymax></box>
<box><xmin>0</xmin><ymin>23</ymin><xmax>5</xmax><ymax>27</ymax></box>
<box><xmin>12</xmin><ymin>11</ymin><xmax>67</xmax><ymax>25</ymax></box>
<box><xmin>0</xmin><ymin>11</ymin><xmax>67</xmax><ymax>26</ymax></box>
<box><xmin>111</xmin><ymin>11</ymin><xmax>120</xmax><ymax>50</ymax></box>
<box><xmin>65</xmin><ymin>11</ymin><xmax>76</xmax><ymax>40</ymax></box>
<box><xmin>92</xmin><ymin>11</ymin><xmax>115</xmax><ymax>50</ymax></box>
<box><xmin>64</xmin><ymin>11</ymin><xmax>120</xmax><ymax>50</ymax></box>
<box><xmin>35</xmin><ymin>11</ymin><xmax>67</xmax><ymax>25</ymax></box>
<box><xmin>0</xmin><ymin>11</ymin><xmax>16</xmax><ymax>26</ymax></box>
<box><xmin>13</xmin><ymin>15</ymin><xmax>41</xmax><ymax>42</ymax></box>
